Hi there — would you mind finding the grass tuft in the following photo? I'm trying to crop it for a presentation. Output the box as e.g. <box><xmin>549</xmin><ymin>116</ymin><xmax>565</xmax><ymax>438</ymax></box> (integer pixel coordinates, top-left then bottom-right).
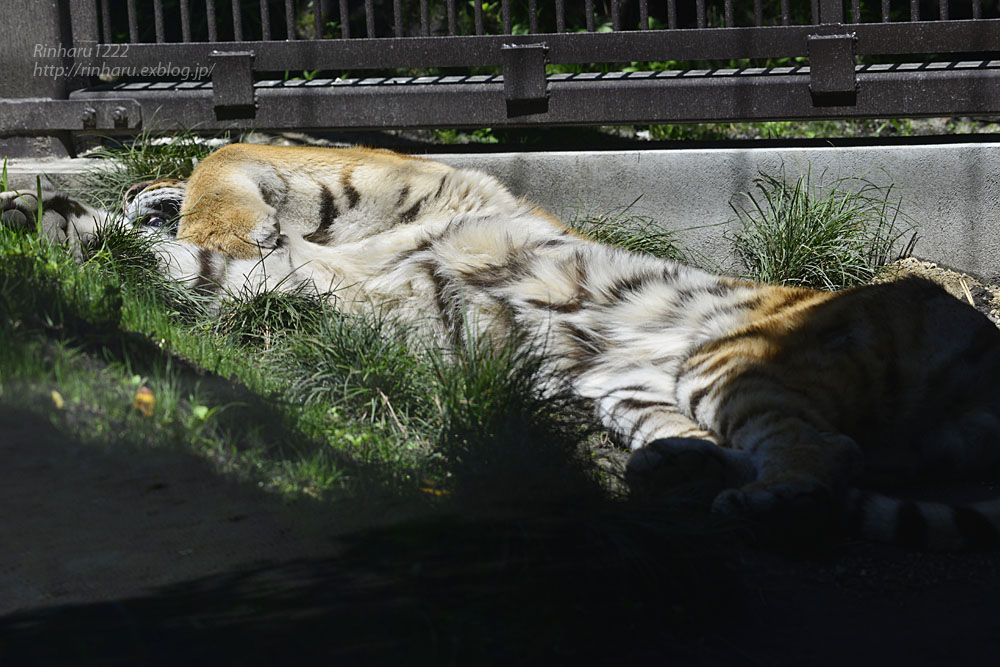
<box><xmin>569</xmin><ymin>208</ymin><xmax>689</xmax><ymax>262</ymax></box>
<box><xmin>727</xmin><ymin>168</ymin><xmax>917</xmax><ymax>290</ymax></box>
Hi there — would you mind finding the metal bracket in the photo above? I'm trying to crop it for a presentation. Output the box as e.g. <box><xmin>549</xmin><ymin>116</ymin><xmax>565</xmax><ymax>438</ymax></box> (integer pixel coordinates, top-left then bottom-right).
<box><xmin>210</xmin><ymin>50</ymin><xmax>256</xmax><ymax>120</ymax></box>
<box><xmin>808</xmin><ymin>34</ymin><xmax>857</xmax><ymax>106</ymax></box>
<box><xmin>501</xmin><ymin>43</ymin><xmax>549</xmax><ymax>117</ymax></box>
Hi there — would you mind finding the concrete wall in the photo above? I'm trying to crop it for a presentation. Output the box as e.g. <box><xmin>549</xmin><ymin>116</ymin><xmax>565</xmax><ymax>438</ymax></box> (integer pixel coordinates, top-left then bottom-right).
<box><xmin>436</xmin><ymin>143</ymin><xmax>1000</xmax><ymax>283</ymax></box>
<box><xmin>7</xmin><ymin>142</ymin><xmax>1000</xmax><ymax>281</ymax></box>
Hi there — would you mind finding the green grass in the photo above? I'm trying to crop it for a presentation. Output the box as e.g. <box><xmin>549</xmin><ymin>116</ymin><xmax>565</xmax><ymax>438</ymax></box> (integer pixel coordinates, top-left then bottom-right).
<box><xmin>727</xmin><ymin>168</ymin><xmax>917</xmax><ymax>289</ymax></box>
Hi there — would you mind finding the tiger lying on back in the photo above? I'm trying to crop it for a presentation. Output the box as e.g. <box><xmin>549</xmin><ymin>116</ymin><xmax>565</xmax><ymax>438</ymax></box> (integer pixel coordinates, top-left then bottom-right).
<box><xmin>4</xmin><ymin>143</ymin><xmax>999</xmax><ymax>549</ymax></box>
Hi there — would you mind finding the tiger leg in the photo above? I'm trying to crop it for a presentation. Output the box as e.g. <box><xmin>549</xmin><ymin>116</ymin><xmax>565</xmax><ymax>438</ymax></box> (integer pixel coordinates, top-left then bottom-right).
<box><xmin>178</xmin><ymin>170</ymin><xmax>282</xmax><ymax>260</ymax></box>
<box><xmin>595</xmin><ymin>385</ymin><xmax>753</xmax><ymax>503</ymax></box>
<box><xmin>712</xmin><ymin>416</ymin><xmax>863</xmax><ymax>525</ymax></box>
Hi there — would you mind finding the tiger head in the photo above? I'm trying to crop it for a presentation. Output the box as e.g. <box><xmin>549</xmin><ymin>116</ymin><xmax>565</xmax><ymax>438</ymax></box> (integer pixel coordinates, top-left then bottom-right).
<box><xmin>123</xmin><ymin>179</ymin><xmax>187</xmax><ymax>236</ymax></box>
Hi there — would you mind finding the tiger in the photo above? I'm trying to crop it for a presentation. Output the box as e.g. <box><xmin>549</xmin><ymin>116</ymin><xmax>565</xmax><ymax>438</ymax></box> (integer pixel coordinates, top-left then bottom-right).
<box><xmin>3</xmin><ymin>142</ymin><xmax>999</xmax><ymax>550</ymax></box>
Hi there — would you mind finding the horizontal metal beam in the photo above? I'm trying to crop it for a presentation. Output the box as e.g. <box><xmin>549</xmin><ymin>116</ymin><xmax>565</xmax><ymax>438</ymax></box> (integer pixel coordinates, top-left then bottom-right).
<box><xmin>0</xmin><ymin>98</ymin><xmax>141</xmax><ymax>132</ymax></box>
<box><xmin>67</xmin><ymin>20</ymin><xmax>1000</xmax><ymax>72</ymax></box>
<box><xmin>52</xmin><ymin>64</ymin><xmax>1000</xmax><ymax>133</ymax></box>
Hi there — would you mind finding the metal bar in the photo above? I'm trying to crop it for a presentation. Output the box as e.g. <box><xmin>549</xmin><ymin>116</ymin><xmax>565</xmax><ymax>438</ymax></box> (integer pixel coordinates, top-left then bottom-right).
<box><xmin>819</xmin><ymin>0</ymin><xmax>844</xmax><ymax>24</ymax></box>
<box><xmin>556</xmin><ymin>0</ymin><xmax>566</xmax><ymax>33</ymax></box>
<box><xmin>207</xmin><ymin>0</ymin><xmax>218</xmax><ymax>41</ymax></box>
<box><xmin>585</xmin><ymin>0</ymin><xmax>595</xmax><ymax>32</ymax></box>
<box><xmin>973</xmin><ymin>0</ymin><xmax>982</xmax><ymax>19</ymax></box>
<box><xmin>851</xmin><ymin>0</ymin><xmax>861</xmax><ymax>23</ymax></box>
<box><xmin>285</xmin><ymin>0</ymin><xmax>295</xmax><ymax>40</ymax></box>
<box><xmin>447</xmin><ymin>0</ymin><xmax>457</xmax><ymax>36</ymax></box>
<box><xmin>528</xmin><ymin>0</ymin><xmax>538</xmax><ymax>34</ymax></box>
<box><xmin>233</xmin><ymin>0</ymin><xmax>243</xmax><ymax>41</ymax></box>
<box><xmin>261</xmin><ymin>0</ymin><xmax>272</xmax><ymax>41</ymax></box>
<box><xmin>939</xmin><ymin>0</ymin><xmax>949</xmax><ymax>21</ymax></box>
<box><xmin>811</xmin><ymin>0</ymin><xmax>819</xmax><ymax>24</ymax></box>
<box><xmin>611</xmin><ymin>0</ymin><xmax>620</xmax><ymax>31</ymax></box>
<box><xmin>725</xmin><ymin>0</ymin><xmax>734</xmax><ymax>28</ymax></box>
<box><xmin>502</xmin><ymin>0</ymin><xmax>511</xmax><ymax>34</ymax></box>
<box><xmin>474</xmin><ymin>0</ymin><xmax>484</xmax><ymax>35</ymax></box>
<box><xmin>100</xmin><ymin>0</ymin><xmax>112</xmax><ymax>42</ymax></box>
<box><xmin>180</xmin><ymin>0</ymin><xmax>191</xmax><ymax>42</ymax></box>
<box><xmin>696</xmin><ymin>0</ymin><xmax>706</xmax><ymax>29</ymax></box>
<box><xmin>911</xmin><ymin>0</ymin><xmax>920</xmax><ymax>22</ymax></box>
<box><xmin>754</xmin><ymin>0</ymin><xmax>763</xmax><ymax>27</ymax></box>
<box><xmin>421</xmin><ymin>0</ymin><xmax>430</xmax><ymax>36</ymax></box>
<box><xmin>127</xmin><ymin>0</ymin><xmax>138</xmax><ymax>43</ymax></box>
<box><xmin>781</xmin><ymin>0</ymin><xmax>790</xmax><ymax>26</ymax></box>
<box><xmin>882</xmin><ymin>0</ymin><xmax>890</xmax><ymax>22</ymax></box>
<box><xmin>365</xmin><ymin>0</ymin><xmax>375</xmax><ymax>38</ymax></box>
<box><xmin>75</xmin><ymin>22</ymin><xmax>1000</xmax><ymax>70</ymax></box>
<box><xmin>667</xmin><ymin>0</ymin><xmax>677</xmax><ymax>29</ymax></box>
<box><xmin>639</xmin><ymin>0</ymin><xmax>648</xmax><ymax>30</ymax></box>
<box><xmin>340</xmin><ymin>0</ymin><xmax>350</xmax><ymax>38</ymax></box>
<box><xmin>394</xmin><ymin>0</ymin><xmax>404</xmax><ymax>37</ymax></box>
<box><xmin>154</xmin><ymin>0</ymin><xmax>164</xmax><ymax>42</ymax></box>
<box><xmin>60</xmin><ymin>66</ymin><xmax>1000</xmax><ymax>131</ymax></box>
<box><xmin>314</xmin><ymin>0</ymin><xmax>322</xmax><ymax>39</ymax></box>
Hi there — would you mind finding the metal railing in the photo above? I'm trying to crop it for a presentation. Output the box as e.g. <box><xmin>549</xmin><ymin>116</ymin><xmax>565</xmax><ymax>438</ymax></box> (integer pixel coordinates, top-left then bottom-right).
<box><xmin>1</xmin><ymin>1</ymin><xmax>999</xmax><ymax>134</ymax></box>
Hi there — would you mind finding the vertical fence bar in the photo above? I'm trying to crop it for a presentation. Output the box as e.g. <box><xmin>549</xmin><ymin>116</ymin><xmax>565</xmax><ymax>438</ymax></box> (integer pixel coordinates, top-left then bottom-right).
<box><xmin>180</xmin><ymin>0</ymin><xmax>192</xmax><ymax>41</ymax></box>
<box><xmin>474</xmin><ymin>0</ymin><xmax>483</xmax><ymax>35</ymax></box>
<box><xmin>851</xmin><ymin>0</ymin><xmax>860</xmax><ymax>22</ymax></box>
<box><xmin>973</xmin><ymin>0</ymin><xmax>982</xmax><ymax>18</ymax></box>
<box><xmin>639</xmin><ymin>0</ymin><xmax>648</xmax><ymax>29</ymax></box>
<box><xmin>696</xmin><ymin>0</ymin><xmax>706</xmax><ymax>28</ymax></box>
<box><xmin>207</xmin><ymin>0</ymin><xmax>218</xmax><ymax>40</ymax></box>
<box><xmin>340</xmin><ymin>0</ymin><xmax>350</xmax><ymax>38</ymax></box>
<box><xmin>314</xmin><ymin>0</ymin><xmax>322</xmax><ymax>38</ymax></box>
<box><xmin>100</xmin><ymin>0</ymin><xmax>112</xmax><ymax>41</ymax></box>
<box><xmin>585</xmin><ymin>0</ymin><xmax>595</xmax><ymax>32</ymax></box>
<box><xmin>881</xmin><ymin>0</ymin><xmax>890</xmax><ymax>21</ymax></box>
<box><xmin>810</xmin><ymin>0</ymin><xmax>819</xmax><ymax>24</ymax></box>
<box><xmin>781</xmin><ymin>0</ymin><xmax>790</xmax><ymax>25</ymax></box>
<box><xmin>556</xmin><ymin>0</ymin><xmax>566</xmax><ymax>32</ymax></box>
<box><xmin>610</xmin><ymin>0</ymin><xmax>620</xmax><ymax>30</ymax></box>
<box><xmin>724</xmin><ymin>0</ymin><xmax>734</xmax><ymax>27</ymax></box>
<box><xmin>910</xmin><ymin>0</ymin><xmax>920</xmax><ymax>21</ymax></box>
<box><xmin>938</xmin><ymin>0</ymin><xmax>948</xmax><ymax>20</ymax></box>
<box><xmin>528</xmin><ymin>0</ymin><xmax>538</xmax><ymax>33</ymax></box>
<box><xmin>261</xmin><ymin>0</ymin><xmax>272</xmax><ymax>40</ymax></box>
<box><xmin>420</xmin><ymin>0</ymin><xmax>430</xmax><ymax>35</ymax></box>
<box><xmin>667</xmin><ymin>0</ymin><xmax>677</xmax><ymax>28</ymax></box>
<box><xmin>502</xmin><ymin>0</ymin><xmax>511</xmax><ymax>33</ymax></box>
<box><xmin>364</xmin><ymin>0</ymin><xmax>374</xmax><ymax>37</ymax></box>
<box><xmin>126</xmin><ymin>0</ymin><xmax>138</xmax><ymax>42</ymax></box>
<box><xmin>754</xmin><ymin>0</ymin><xmax>763</xmax><ymax>26</ymax></box>
<box><xmin>153</xmin><ymin>0</ymin><xmax>165</xmax><ymax>41</ymax></box>
<box><xmin>232</xmin><ymin>0</ymin><xmax>243</xmax><ymax>40</ymax></box>
<box><xmin>447</xmin><ymin>0</ymin><xmax>457</xmax><ymax>35</ymax></box>
<box><xmin>394</xmin><ymin>0</ymin><xmax>403</xmax><ymax>36</ymax></box>
<box><xmin>284</xmin><ymin>0</ymin><xmax>295</xmax><ymax>39</ymax></box>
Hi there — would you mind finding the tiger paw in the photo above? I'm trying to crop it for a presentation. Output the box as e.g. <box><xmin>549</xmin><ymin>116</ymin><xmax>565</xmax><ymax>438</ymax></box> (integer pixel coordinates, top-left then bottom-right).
<box><xmin>1</xmin><ymin>190</ymin><xmax>70</xmax><ymax>244</ymax></box>
<box><xmin>625</xmin><ymin>438</ymin><xmax>735</xmax><ymax>505</ymax></box>
<box><xmin>712</xmin><ymin>480</ymin><xmax>838</xmax><ymax>545</ymax></box>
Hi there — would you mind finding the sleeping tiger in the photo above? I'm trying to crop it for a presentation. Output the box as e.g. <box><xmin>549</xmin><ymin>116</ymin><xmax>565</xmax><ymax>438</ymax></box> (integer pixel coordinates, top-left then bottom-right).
<box><xmin>3</xmin><ymin>143</ymin><xmax>999</xmax><ymax>550</ymax></box>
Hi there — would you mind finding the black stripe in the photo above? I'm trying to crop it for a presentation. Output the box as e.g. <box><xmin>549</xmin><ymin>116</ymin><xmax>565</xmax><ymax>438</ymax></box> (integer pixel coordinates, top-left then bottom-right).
<box><xmin>422</xmin><ymin>260</ymin><xmax>463</xmax><ymax>347</ymax></box>
<box><xmin>399</xmin><ymin>198</ymin><xmax>423</xmax><ymax>224</ymax></box>
<box><xmin>192</xmin><ymin>248</ymin><xmax>220</xmax><ymax>294</ymax></box>
<box><xmin>396</xmin><ymin>185</ymin><xmax>410</xmax><ymax>209</ymax></box>
<box><xmin>953</xmin><ymin>506</ymin><xmax>1000</xmax><ymax>550</ymax></box>
<box><xmin>613</xmin><ymin>397</ymin><xmax>677</xmax><ymax>414</ymax></box>
<box><xmin>892</xmin><ymin>500</ymin><xmax>928</xmax><ymax>547</ymax></box>
<box><xmin>44</xmin><ymin>193</ymin><xmax>89</xmax><ymax>218</ymax></box>
<box><xmin>304</xmin><ymin>184</ymin><xmax>339</xmax><ymax>243</ymax></box>
<box><xmin>341</xmin><ymin>172</ymin><xmax>360</xmax><ymax>209</ymax></box>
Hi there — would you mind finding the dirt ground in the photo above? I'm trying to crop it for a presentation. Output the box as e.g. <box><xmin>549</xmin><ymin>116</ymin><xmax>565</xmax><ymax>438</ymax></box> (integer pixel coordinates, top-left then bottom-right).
<box><xmin>3</xmin><ymin>404</ymin><xmax>1000</xmax><ymax>666</ymax></box>
<box><xmin>3</xmin><ymin>259</ymin><xmax>1000</xmax><ymax>665</ymax></box>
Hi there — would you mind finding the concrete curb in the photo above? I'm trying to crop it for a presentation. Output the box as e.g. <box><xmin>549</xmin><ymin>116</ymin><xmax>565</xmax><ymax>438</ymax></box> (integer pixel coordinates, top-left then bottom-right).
<box><xmin>7</xmin><ymin>142</ymin><xmax>1000</xmax><ymax>281</ymax></box>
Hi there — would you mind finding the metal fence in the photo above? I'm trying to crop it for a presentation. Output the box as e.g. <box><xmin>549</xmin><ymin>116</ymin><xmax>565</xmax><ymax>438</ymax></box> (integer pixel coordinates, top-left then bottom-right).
<box><xmin>1</xmin><ymin>1</ymin><xmax>999</xmax><ymax>135</ymax></box>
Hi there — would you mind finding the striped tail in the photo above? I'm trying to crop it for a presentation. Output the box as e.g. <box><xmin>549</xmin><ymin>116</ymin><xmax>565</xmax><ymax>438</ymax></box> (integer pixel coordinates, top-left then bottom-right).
<box><xmin>846</xmin><ymin>489</ymin><xmax>1000</xmax><ymax>550</ymax></box>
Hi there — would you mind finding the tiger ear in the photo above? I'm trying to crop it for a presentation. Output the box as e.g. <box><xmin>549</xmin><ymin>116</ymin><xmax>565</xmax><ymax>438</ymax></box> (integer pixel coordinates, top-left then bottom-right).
<box><xmin>123</xmin><ymin>181</ymin><xmax>153</xmax><ymax>205</ymax></box>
